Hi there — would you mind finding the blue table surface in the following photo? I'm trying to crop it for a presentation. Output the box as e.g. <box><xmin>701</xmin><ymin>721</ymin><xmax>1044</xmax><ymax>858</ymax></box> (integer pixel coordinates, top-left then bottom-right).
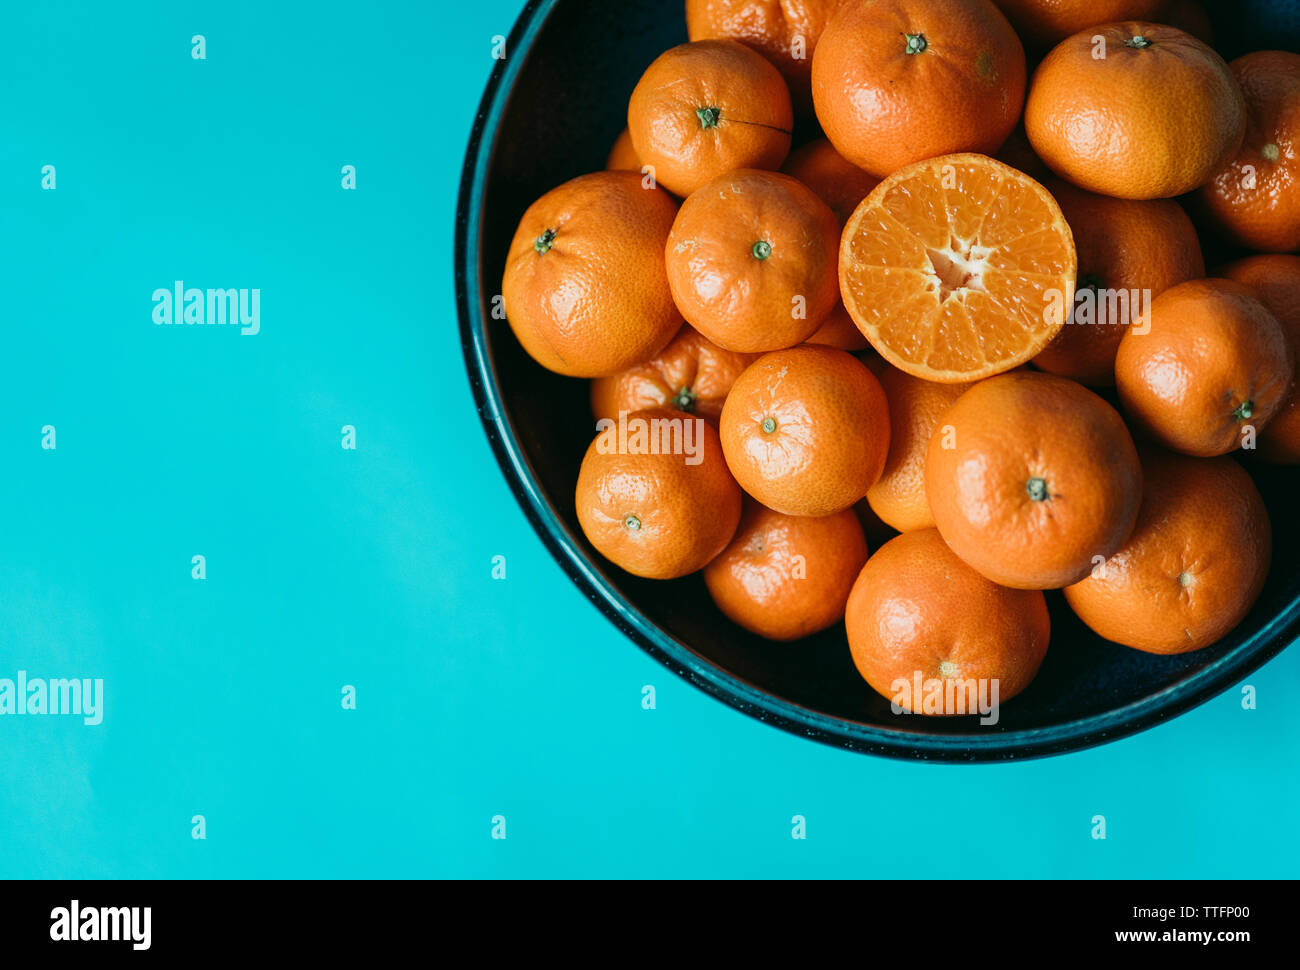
<box><xmin>1</xmin><ymin>0</ymin><xmax>1296</xmax><ymax>879</ymax></box>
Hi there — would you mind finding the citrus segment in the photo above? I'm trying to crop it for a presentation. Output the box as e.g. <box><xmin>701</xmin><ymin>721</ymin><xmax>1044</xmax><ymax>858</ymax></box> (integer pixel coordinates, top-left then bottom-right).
<box><xmin>839</xmin><ymin>153</ymin><xmax>1075</xmax><ymax>383</ymax></box>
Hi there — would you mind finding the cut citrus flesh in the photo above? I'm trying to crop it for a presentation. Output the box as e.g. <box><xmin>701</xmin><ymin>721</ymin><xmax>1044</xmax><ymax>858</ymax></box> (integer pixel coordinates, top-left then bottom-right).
<box><xmin>839</xmin><ymin>153</ymin><xmax>1076</xmax><ymax>383</ymax></box>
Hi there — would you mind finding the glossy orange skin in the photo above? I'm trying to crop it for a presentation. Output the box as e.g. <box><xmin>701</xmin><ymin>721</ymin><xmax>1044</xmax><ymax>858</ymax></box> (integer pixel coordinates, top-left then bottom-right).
<box><xmin>686</xmin><ymin>0</ymin><xmax>847</xmax><ymax>115</ymax></box>
<box><xmin>804</xmin><ymin>301</ymin><xmax>868</xmax><ymax>351</ymax></box>
<box><xmin>575</xmin><ymin>408</ymin><xmax>741</xmax><ymax>579</ymax></box>
<box><xmin>811</xmin><ymin>0</ymin><xmax>1026</xmax><ymax>178</ymax></box>
<box><xmin>1032</xmin><ymin>180</ymin><xmax>1205</xmax><ymax>386</ymax></box>
<box><xmin>1199</xmin><ymin>51</ymin><xmax>1300</xmax><ymax>253</ymax></box>
<box><xmin>1220</xmin><ymin>255</ymin><xmax>1300</xmax><ymax>465</ymax></box>
<box><xmin>720</xmin><ymin>345</ymin><xmax>891</xmax><ymax>517</ymax></box>
<box><xmin>704</xmin><ymin>501</ymin><xmax>868</xmax><ymax>640</ymax></box>
<box><xmin>665</xmin><ymin>170</ymin><xmax>840</xmax><ymax>353</ymax></box>
<box><xmin>1063</xmin><ymin>450</ymin><xmax>1271</xmax><ymax>654</ymax></box>
<box><xmin>605</xmin><ymin>128</ymin><xmax>642</xmax><ymax>171</ymax></box>
<box><xmin>780</xmin><ymin>138</ymin><xmax>880</xmax><ymax>226</ymax></box>
<box><xmin>628</xmin><ymin>39</ymin><xmax>793</xmax><ymax>198</ymax></box>
<box><xmin>782</xmin><ymin>144</ymin><xmax>876</xmax><ymax>355</ymax></box>
<box><xmin>991</xmin><ymin>0</ymin><xmax>1163</xmax><ymax>49</ymax></box>
<box><xmin>1026</xmin><ymin>23</ymin><xmax>1246</xmax><ymax>200</ymax></box>
<box><xmin>866</xmin><ymin>364</ymin><xmax>971</xmax><ymax>533</ymax></box>
<box><xmin>1115</xmin><ymin>278</ymin><xmax>1293</xmax><ymax>458</ymax></box>
<box><xmin>845</xmin><ymin>528</ymin><xmax>1051</xmax><ymax>710</ymax></box>
<box><xmin>925</xmin><ymin>371</ymin><xmax>1143</xmax><ymax>589</ymax></box>
<box><xmin>590</xmin><ymin>326</ymin><xmax>757</xmax><ymax>427</ymax></box>
<box><xmin>502</xmin><ymin>172</ymin><xmax>682</xmax><ymax>378</ymax></box>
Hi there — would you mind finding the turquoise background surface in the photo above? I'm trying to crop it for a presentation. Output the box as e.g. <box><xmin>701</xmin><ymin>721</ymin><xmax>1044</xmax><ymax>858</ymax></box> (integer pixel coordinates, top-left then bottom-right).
<box><xmin>1</xmin><ymin>0</ymin><xmax>1296</xmax><ymax>879</ymax></box>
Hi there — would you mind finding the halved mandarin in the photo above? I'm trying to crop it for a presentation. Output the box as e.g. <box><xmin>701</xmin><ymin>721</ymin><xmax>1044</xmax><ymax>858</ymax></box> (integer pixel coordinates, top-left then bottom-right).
<box><xmin>839</xmin><ymin>153</ymin><xmax>1077</xmax><ymax>384</ymax></box>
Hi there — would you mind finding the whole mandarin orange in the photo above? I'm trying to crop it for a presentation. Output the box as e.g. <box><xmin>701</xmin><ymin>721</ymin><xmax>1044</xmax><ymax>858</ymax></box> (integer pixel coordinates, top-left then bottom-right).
<box><xmin>1025</xmin><ymin>22</ymin><xmax>1246</xmax><ymax>199</ymax></box>
<box><xmin>1220</xmin><ymin>255</ymin><xmax>1300</xmax><ymax>465</ymax></box>
<box><xmin>1063</xmin><ymin>449</ymin><xmax>1271</xmax><ymax>654</ymax></box>
<box><xmin>925</xmin><ymin>371</ymin><xmax>1143</xmax><ymax>589</ymax></box>
<box><xmin>1115</xmin><ymin>278</ymin><xmax>1293</xmax><ymax>457</ymax></box>
<box><xmin>811</xmin><ymin>0</ymin><xmax>1026</xmax><ymax>178</ymax></box>
<box><xmin>590</xmin><ymin>326</ymin><xmax>757</xmax><ymax>428</ymax></box>
<box><xmin>686</xmin><ymin>0</ymin><xmax>848</xmax><ymax>115</ymax></box>
<box><xmin>575</xmin><ymin>407</ymin><xmax>741</xmax><ymax>579</ymax></box>
<box><xmin>845</xmin><ymin>528</ymin><xmax>1051</xmax><ymax>711</ymax></box>
<box><xmin>720</xmin><ymin>345</ymin><xmax>890</xmax><ymax>517</ymax></box>
<box><xmin>866</xmin><ymin>364</ymin><xmax>972</xmax><ymax>533</ymax></box>
<box><xmin>704</xmin><ymin>500</ymin><xmax>868</xmax><ymax>641</ymax></box>
<box><xmin>628</xmin><ymin>39</ymin><xmax>793</xmax><ymax>198</ymax></box>
<box><xmin>502</xmin><ymin>172</ymin><xmax>682</xmax><ymax>378</ymax></box>
<box><xmin>1032</xmin><ymin>180</ymin><xmax>1204</xmax><ymax>387</ymax></box>
<box><xmin>1199</xmin><ymin>51</ymin><xmax>1300</xmax><ymax>253</ymax></box>
<box><xmin>665</xmin><ymin>169</ymin><xmax>840</xmax><ymax>354</ymax></box>
<box><xmin>991</xmin><ymin>0</ymin><xmax>1163</xmax><ymax>49</ymax></box>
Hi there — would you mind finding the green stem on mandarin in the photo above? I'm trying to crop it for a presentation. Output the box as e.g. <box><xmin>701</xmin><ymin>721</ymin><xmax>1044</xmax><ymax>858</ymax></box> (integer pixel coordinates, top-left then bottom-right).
<box><xmin>1026</xmin><ymin>477</ymin><xmax>1049</xmax><ymax>502</ymax></box>
<box><xmin>752</xmin><ymin>240</ymin><xmax>772</xmax><ymax>260</ymax></box>
<box><xmin>1126</xmin><ymin>35</ymin><xmax>1152</xmax><ymax>49</ymax></box>
<box><xmin>1234</xmin><ymin>400</ymin><xmax>1254</xmax><ymax>421</ymax></box>
<box><xmin>696</xmin><ymin>106</ymin><xmax>721</xmax><ymax>129</ymax></box>
<box><xmin>761</xmin><ymin>417</ymin><xmax>777</xmax><ymax>434</ymax></box>
<box><xmin>534</xmin><ymin>229</ymin><xmax>557</xmax><ymax>254</ymax></box>
<box><xmin>673</xmin><ymin>386</ymin><xmax>697</xmax><ymax>412</ymax></box>
<box><xmin>904</xmin><ymin>32</ymin><xmax>927</xmax><ymax>54</ymax></box>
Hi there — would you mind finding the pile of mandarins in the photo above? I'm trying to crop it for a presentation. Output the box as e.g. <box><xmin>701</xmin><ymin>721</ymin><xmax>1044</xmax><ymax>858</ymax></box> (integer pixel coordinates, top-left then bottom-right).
<box><xmin>499</xmin><ymin>0</ymin><xmax>1299</xmax><ymax>714</ymax></box>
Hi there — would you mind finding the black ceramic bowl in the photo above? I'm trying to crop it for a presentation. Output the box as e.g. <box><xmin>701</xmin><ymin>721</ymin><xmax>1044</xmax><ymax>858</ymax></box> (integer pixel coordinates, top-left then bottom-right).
<box><xmin>456</xmin><ymin>0</ymin><xmax>1300</xmax><ymax>760</ymax></box>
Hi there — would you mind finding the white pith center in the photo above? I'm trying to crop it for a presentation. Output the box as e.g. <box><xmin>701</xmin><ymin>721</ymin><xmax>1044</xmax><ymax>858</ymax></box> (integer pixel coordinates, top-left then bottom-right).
<box><xmin>926</xmin><ymin>238</ymin><xmax>992</xmax><ymax>302</ymax></box>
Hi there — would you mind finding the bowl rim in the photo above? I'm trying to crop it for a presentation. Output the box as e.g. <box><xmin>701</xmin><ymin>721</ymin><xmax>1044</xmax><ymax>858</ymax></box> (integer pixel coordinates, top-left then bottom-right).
<box><xmin>454</xmin><ymin>0</ymin><xmax>1300</xmax><ymax>762</ymax></box>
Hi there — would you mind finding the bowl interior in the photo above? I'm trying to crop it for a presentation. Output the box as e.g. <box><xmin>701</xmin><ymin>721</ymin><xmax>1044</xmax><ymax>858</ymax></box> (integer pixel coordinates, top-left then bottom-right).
<box><xmin>460</xmin><ymin>0</ymin><xmax>1300</xmax><ymax>758</ymax></box>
